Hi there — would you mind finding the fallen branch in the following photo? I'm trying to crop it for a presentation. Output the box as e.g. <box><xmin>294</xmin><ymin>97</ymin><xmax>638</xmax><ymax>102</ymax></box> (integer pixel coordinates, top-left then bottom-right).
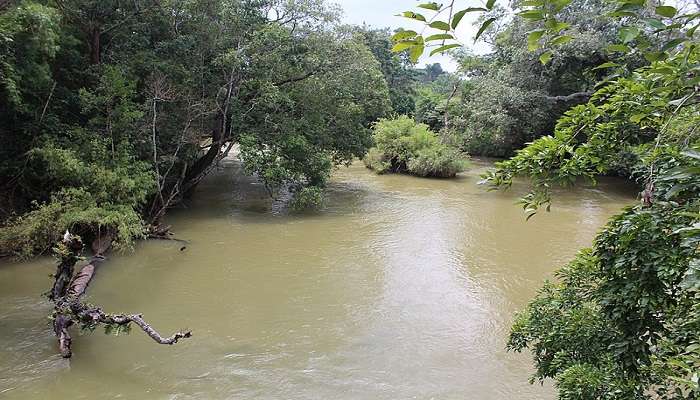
<box><xmin>50</xmin><ymin>231</ymin><xmax>191</xmax><ymax>358</ymax></box>
<box><xmin>147</xmin><ymin>223</ymin><xmax>189</xmax><ymax>250</ymax></box>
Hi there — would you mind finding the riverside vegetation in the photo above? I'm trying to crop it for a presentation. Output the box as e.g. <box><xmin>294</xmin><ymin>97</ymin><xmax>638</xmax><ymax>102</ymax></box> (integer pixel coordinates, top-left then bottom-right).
<box><xmin>397</xmin><ymin>0</ymin><xmax>699</xmax><ymax>398</ymax></box>
<box><xmin>0</xmin><ymin>0</ymin><xmax>698</xmax><ymax>398</ymax></box>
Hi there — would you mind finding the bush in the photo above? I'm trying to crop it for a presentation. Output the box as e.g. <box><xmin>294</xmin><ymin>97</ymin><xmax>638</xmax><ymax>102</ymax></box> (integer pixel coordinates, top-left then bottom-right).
<box><xmin>0</xmin><ymin>188</ymin><xmax>145</xmax><ymax>259</ymax></box>
<box><xmin>408</xmin><ymin>146</ymin><xmax>468</xmax><ymax>178</ymax></box>
<box><xmin>362</xmin><ymin>147</ymin><xmax>391</xmax><ymax>174</ymax></box>
<box><xmin>364</xmin><ymin>115</ymin><xmax>467</xmax><ymax>178</ymax></box>
<box><xmin>0</xmin><ymin>142</ymin><xmax>154</xmax><ymax>259</ymax></box>
<box><xmin>289</xmin><ymin>186</ymin><xmax>326</xmax><ymax>212</ymax></box>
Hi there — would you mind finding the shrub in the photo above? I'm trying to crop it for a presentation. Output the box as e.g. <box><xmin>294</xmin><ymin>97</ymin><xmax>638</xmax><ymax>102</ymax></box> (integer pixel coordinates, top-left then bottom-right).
<box><xmin>362</xmin><ymin>147</ymin><xmax>391</xmax><ymax>174</ymax></box>
<box><xmin>0</xmin><ymin>188</ymin><xmax>145</xmax><ymax>259</ymax></box>
<box><xmin>364</xmin><ymin>115</ymin><xmax>467</xmax><ymax>178</ymax></box>
<box><xmin>289</xmin><ymin>186</ymin><xmax>325</xmax><ymax>212</ymax></box>
<box><xmin>408</xmin><ymin>146</ymin><xmax>468</xmax><ymax>178</ymax></box>
<box><xmin>0</xmin><ymin>142</ymin><xmax>154</xmax><ymax>259</ymax></box>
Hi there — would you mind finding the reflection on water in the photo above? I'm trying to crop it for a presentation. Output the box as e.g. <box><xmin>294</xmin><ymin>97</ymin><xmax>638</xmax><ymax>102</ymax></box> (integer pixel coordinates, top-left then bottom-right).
<box><xmin>0</xmin><ymin>159</ymin><xmax>634</xmax><ymax>399</ymax></box>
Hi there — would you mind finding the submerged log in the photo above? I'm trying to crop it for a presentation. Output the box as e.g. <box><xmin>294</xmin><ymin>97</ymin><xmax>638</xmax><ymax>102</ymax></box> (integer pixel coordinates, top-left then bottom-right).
<box><xmin>50</xmin><ymin>230</ymin><xmax>191</xmax><ymax>358</ymax></box>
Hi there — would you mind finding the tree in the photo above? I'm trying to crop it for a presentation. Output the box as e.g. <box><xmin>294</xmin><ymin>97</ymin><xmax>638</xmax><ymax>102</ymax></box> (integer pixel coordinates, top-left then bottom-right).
<box><xmin>352</xmin><ymin>26</ymin><xmax>419</xmax><ymax>115</ymax></box>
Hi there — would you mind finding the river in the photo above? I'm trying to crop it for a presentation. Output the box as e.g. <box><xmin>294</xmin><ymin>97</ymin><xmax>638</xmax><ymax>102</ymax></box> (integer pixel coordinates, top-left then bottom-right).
<box><xmin>0</xmin><ymin>158</ymin><xmax>634</xmax><ymax>399</ymax></box>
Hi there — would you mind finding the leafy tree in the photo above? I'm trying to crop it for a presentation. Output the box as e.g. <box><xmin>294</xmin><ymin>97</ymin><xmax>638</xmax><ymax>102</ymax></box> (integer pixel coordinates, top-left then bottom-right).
<box><xmin>352</xmin><ymin>26</ymin><xmax>418</xmax><ymax>115</ymax></box>
<box><xmin>421</xmin><ymin>62</ymin><xmax>445</xmax><ymax>82</ymax></box>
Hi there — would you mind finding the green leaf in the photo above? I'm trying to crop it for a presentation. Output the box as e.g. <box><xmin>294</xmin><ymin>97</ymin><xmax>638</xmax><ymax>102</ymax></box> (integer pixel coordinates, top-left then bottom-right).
<box><xmin>644</xmin><ymin>18</ymin><xmax>666</xmax><ymax>30</ymax></box>
<box><xmin>392</xmin><ymin>30</ymin><xmax>418</xmax><ymax>42</ymax></box>
<box><xmin>519</xmin><ymin>10</ymin><xmax>544</xmax><ymax>20</ymax></box>
<box><xmin>397</xmin><ymin>11</ymin><xmax>426</xmax><ymax>22</ymax></box>
<box><xmin>539</xmin><ymin>50</ymin><xmax>553</xmax><ymax>64</ymax></box>
<box><xmin>609</xmin><ymin>10</ymin><xmax>637</xmax><ymax>17</ymax></box>
<box><xmin>661</xmin><ymin>38</ymin><xmax>685</xmax><ymax>51</ymax></box>
<box><xmin>486</xmin><ymin>0</ymin><xmax>497</xmax><ymax>10</ymax></box>
<box><xmin>392</xmin><ymin>41</ymin><xmax>416</xmax><ymax>52</ymax></box>
<box><xmin>409</xmin><ymin>44</ymin><xmax>425</xmax><ymax>62</ymax></box>
<box><xmin>417</xmin><ymin>2</ymin><xmax>441</xmax><ymax>11</ymax></box>
<box><xmin>687</xmin><ymin>23</ymin><xmax>699</xmax><ymax>37</ymax></box>
<box><xmin>425</xmin><ymin>33</ymin><xmax>454</xmax><ymax>41</ymax></box>
<box><xmin>619</xmin><ymin>26</ymin><xmax>640</xmax><ymax>43</ymax></box>
<box><xmin>549</xmin><ymin>34</ymin><xmax>573</xmax><ymax>46</ymax></box>
<box><xmin>451</xmin><ymin>7</ymin><xmax>487</xmax><ymax>28</ymax></box>
<box><xmin>655</xmin><ymin>6</ymin><xmax>677</xmax><ymax>18</ymax></box>
<box><xmin>527</xmin><ymin>30</ymin><xmax>545</xmax><ymax>51</ymax></box>
<box><xmin>630</xmin><ymin>113</ymin><xmax>647</xmax><ymax>123</ymax></box>
<box><xmin>519</xmin><ymin>0</ymin><xmax>544</xmax><ymax>6</ymax></box>
<box><xmin>430</xmin><ymin>43</ymin><xmax>462</xmax><ymax>56</ymax></box>
<box><xmin>551</xmin><ymin>21</ymin><xmax>570</xmax><ymax>32</ymax></box>
<box><xmin>429</xmin><ymin>21</ymin><xmax>451</xmax><ymax>31</ymax></box>
<box><xmin>607</xmin><ymin>44</ymin><xmax>631</xmax><ymax>53</ymax></box>
<box><xmin>552</xmin><ymin>0</ymin><xmax>572</xmax><ymax>12</ymax></box>
<box><xmin>615</xmin><ymin>2</ymin><xmax>643</xmax><ymax>12</ymax></box>
<box><xmin>475</xmin><ymin>17</ymin><xmax>497</xmax><ymax>42</ymax></box>
<box><xmin>592</xmin><ymin>61</ymin><xmax>619</xmax><ymax>70</ymax></box>
<box><xmin>643</xmin><ymin>51</ymin><xmax>667</xmax><ymax>62</ymax></box>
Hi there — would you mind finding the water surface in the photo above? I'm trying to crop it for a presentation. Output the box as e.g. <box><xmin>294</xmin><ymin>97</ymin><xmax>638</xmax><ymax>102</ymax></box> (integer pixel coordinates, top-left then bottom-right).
<box><xmin>0</xmin><ymin>159</ymin><xmax>634</xmax><ymax>399</ymax></box>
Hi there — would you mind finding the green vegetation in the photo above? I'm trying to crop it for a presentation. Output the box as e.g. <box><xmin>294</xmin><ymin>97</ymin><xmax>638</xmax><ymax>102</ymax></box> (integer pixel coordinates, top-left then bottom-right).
<box><xmin>493</xmin><ymin>49</ymin><xmax>700</xmax><ymax>398</ymax></box>
<box><xmin>0</xmin><ymin>0</ymin><xmax>698</xmax><ymax>396</ymax></box>
<box><xmin>399</xmin><ymin>0</ymin><xmax>699</xmax><ymax>397</ymax></box>
<box><xmin>363</xmin><ymin>116</ymin><xmax>467</xmax><ymax>178</ymax></box>
<box><xmin>0</xmin><ymin>0</ymin><xmax>393</xmax><ymax>257</ymax></box>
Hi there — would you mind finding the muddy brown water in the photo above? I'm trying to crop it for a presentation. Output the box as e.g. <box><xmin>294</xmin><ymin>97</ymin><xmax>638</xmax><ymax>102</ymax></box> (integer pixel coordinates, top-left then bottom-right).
<box><xmin>0</xmin><ymin>159</ymin><xmax>634</xmax><ymax>399</ymax></box>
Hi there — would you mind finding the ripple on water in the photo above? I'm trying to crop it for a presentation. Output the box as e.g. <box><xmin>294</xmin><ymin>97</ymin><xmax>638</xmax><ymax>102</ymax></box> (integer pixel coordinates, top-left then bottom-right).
<box><xmin>0</xmin><ymin>160</ymin><xmax>634</xmax><ymax>400</ymax></box>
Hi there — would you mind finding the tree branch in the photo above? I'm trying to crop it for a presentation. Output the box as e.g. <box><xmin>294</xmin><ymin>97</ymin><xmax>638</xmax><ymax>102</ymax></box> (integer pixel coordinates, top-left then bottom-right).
<box><xmin>545</xmin><ymin>91</ymin><xmax>593</xmax><ymax>105</ymax></box>
<box><xmin>274</xmin><ymin>68</ymin><xmax>321</xmax><ymax>87</ymax></box>
<box><xmin>50</xmin><ymin>232</ymin><xmax>191</xmax><ymax>358</ymax></box>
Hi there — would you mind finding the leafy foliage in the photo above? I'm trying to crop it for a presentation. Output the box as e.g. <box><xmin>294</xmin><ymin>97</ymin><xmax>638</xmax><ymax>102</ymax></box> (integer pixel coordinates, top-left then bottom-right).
<box><xmin>0</xmin><ymin>0</ymin><xmax>394</xmax><ymax>256</ymax></box>
<box><xmin>289</xmin><ymin>186</ymin><xmax>326</xmax><ymax>212</ymax></box>
<box><xmin>353</xmin><ymin>27</ymin><xmax>419</xmax><ymax>115</ymax></box>
<box><xmin>484</xmin><ymin>10</ymin><xmax>700</xmax><ymax>399</ymax></box>
<box><xmin>0</xmin><ymin>188</ymin><xmax>145</xmax><ymax>259</ymax></box>
<box><xmin>363</xmin><ymin>115</ymin><xmax>467</xmax><ymax>178</ymax></box>
<box><xmin>483</xmin><ymin>47</ymin><xmax>698</xmax><ymax>215</ymax></box>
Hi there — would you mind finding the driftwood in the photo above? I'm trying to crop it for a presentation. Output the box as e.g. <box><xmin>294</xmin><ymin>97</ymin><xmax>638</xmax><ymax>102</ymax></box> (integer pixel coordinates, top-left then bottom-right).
<box><xmin>147</xmin><ymin>224</ymin><xmax>189</xmax><ymax>251</ymax></box>
<box><xmin>50</xmin><ymin>231</ymin><xmax>191</xmax><ymax>358</ymax></box>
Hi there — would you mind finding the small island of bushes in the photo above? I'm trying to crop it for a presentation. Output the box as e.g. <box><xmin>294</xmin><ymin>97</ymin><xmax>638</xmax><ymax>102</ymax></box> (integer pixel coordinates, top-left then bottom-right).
<box><xmin>363</xmin><ymin>116</ymin><xmax>468</xmax><ymax>178</ymax></box>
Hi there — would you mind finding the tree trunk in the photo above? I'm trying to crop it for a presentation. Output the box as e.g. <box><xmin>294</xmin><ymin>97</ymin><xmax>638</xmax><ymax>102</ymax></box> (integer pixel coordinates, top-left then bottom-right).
<box><xmin>89</xmin><ymin>27</ymin><xmax>101</xmax><ymax>64</ymax></box>
<box><xmin>50</xmin><ymin>231</ymin><xmax>191</xmax><ymax>358</ymax></box>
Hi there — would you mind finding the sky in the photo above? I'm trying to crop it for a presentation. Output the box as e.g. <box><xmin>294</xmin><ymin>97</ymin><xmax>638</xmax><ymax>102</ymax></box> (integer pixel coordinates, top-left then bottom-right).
<box><xmin>333</xmin><ymin>0</ymin><xmax>493</xmax><ymax>71</ymax></box>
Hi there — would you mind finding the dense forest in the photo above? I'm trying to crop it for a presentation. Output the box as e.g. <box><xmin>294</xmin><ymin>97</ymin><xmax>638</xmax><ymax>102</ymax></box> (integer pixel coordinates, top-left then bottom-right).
<box><xmin>0</xmin><ymin>0</ymin><xmax>699</xmax><ymax>398</ymax></box>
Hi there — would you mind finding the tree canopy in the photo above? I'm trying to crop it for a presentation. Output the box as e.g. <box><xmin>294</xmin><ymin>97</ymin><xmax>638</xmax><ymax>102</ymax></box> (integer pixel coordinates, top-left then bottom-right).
<box><xmin>0</xmin><ymin>0</ymin><xmax>393</xmax><ymax>257</ymax></box>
